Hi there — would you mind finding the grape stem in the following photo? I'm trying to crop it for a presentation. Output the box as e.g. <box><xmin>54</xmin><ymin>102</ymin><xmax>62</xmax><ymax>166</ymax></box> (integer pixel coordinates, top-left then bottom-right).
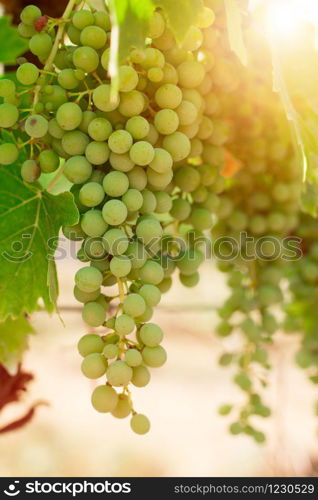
<box><xmin>45</xmin><ymin>162</ymin><xmax>66</xmax><ymax>192</ymax></box>
<box><xmin>32</xmin><ymin>0</ymin><xmax>78</xmax><ymax>109</ymax></box>
<box><xmin>117</xmin><ymin>278</ymin><xmax>125</xmax><ymax>303</ymax></box>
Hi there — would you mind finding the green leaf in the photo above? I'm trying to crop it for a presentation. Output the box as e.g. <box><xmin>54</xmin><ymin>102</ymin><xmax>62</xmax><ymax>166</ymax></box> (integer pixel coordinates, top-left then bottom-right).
<box><xmin>0</xmin><ymin>17</ymin><xmax>28</xmax><ymax>64</ymax></box>
<box><xmin>108</xmin><ymin>0</ymin><xmax>154</xmax><ymax>80</ymax></box>
<box><xmin>0</xmin><ymin>315</ymin><xmax>35</xmax><ymax>371</ymax></box>
<box><xmin>224</xmin><ymin>0</ymin><xmax>248</xmax><ymax>66</ymax></box>
<box><xmin>154</xmin><ymin>0</ymin><xmax>203</xmax><ymax>42</ymax></box>
<box><xmin>0</xmin><ymin>163</ymin><xmax>79</xmax><ymax>320</ymax></box>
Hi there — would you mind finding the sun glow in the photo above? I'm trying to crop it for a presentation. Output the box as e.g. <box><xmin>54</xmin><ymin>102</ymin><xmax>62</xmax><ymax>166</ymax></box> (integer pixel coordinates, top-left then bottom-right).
<box><xmin>251</xmin><ymin>0</ymin><xmax>318</xmax><ymax>40</ymax></box>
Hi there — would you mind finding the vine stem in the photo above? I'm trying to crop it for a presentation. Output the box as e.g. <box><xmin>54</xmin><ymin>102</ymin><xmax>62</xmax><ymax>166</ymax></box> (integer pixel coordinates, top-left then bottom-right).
<box><xmin>32</xmin><ymin>0</ymin><xmax>78</xmax><ymax>109</ymax></box>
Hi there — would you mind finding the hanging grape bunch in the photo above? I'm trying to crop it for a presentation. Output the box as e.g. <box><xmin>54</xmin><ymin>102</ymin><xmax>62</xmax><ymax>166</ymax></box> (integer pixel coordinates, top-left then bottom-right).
<box><xmin>0</xmin><ymin>0</ymin><xmax>242</xmax><ymax>435</ymax></box>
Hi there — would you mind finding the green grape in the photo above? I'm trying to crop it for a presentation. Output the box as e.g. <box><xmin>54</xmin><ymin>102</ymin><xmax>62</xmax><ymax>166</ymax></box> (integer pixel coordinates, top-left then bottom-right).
<box><xmin>118</xmin><ymin>65</ymin><xmax>139</xmax><ymax>92</ymax></box>
<box><xmin>25</xmin><ymin>114</ymin><xmax>48</xmax><ymax>138</ymax></box>
<box><xmin>91</xmin><ymin>385</ymin><xmax>118</xmax><ymax>413</ymax></box>
<box><xmin>127</xmin><ymin>166</ymin><xmax>147</xmax><ymax>190</ymax></box>
<box><xmin>79</xmin><ymin>182</ymin><xmax>105</xmax><ymax>207</ymax></box>
<box><xmin>149</xmin><ymin>148</ymin><xmax>173</xmax><ymax>174</ymax></box>
<box><xmin>0</xmin><ymin>103</ymin><xmax>19</xmax><ymax>128</ymax></box>
<box><xmin>79</xmin><ymin>110</ymin><xmax>96</xmax><ymax>133</ymax></box>
<box><xmin>161</xmin><ymin>63</ymin><xmax>178</xmax><ymax>84</ymax></box>
<box><xmin>102</xmin><ymin>199</ymin><xmax>127</xmax><ymax>225</ymax></box>
<box><xmin>111</xmin><ymin>395</ymin><xmax>132</xmax><ymax>419</ymax></box>
<box><xmin>157</xmin><ymin>277</ymin><xmax>172</xmax><ymax>293</ymax></box>
<box><xmin>88</xmin><ymin>118</ymin><xmax>112</xmax><ymax>141</ymax></box>
<box><xmin>140</xmin><ymin>189</ymin><xmax>156</xmax><ymax>214</ymax></box>
<box><xmin>129</xmin><ymin>141</ymin><xmax>154</xmax><ymax>166</ymax></box>
<box><xmin>93</xmin><ymin>84</ymin><xmax>120</xmax><ymax>112</ymax></box>
<box><xmin>176</xmin><ymin>100</ymin><xmax>198</xmax><ymax>126</ymax></box>
<box><xmin>20</xmin><ymin>5</ymin><xmax>41</xmax><ymax>25</ymax></box>
<box><xmin>82</xmin><ymin>301</ymin><xmax>106</xmax><ymax>327</ymax></box>
<box><xmin>75</xmin><ymin>266</ymin><xmax>103</xmax><ymax>293</ymax></box>
<box><xmin>190</xmin><ymin>208</ymin><xmax>212</xmax><ymax>230</ymax></box>
<box><xmin>147</xmin><ymin>67</ymin><xmax>163</xmax><ymax>82</ymax></box>
<box><xmin>109</xmin><ymin>152</ymin><xmax>135</xmax><ymax>172</ymax></box>
<box><xmin>64</xmin><ymin>156</ymin><xmax>92</xmax><ymax>184</ymax></box>
<box><xmin>125</xmin><ymin>241</ymin><xmax>147</xmax><ymax>269</ymax></box>
<box><xmin>125</xmin><ymin>116</ymin><xmax>149</xmax><ymax>140</ymax></box>
<box><xmin>136</xmin><ymin>217</ymin><xmax>162</xmax><ymax>245</ymax></box>
<box><xmin>122</xmin><ymin>188</ymin><xmax>143</xmax><ymax>211</ymax></box>
<box><xmin>139</xmin><ymin>260</ymin><xmax>164</xmax><ymax>285</ymax></box>
<box><xmin>139</xmin><ymin>284</ymin><xmax>161</xmax><ymax>307</ymax></box>
<box><xmin>57</xmin><ymin>68</ymin><xmax>79</xmax><ymax>90</ymax></box>
<box><xmin>72</xmin><ymin>9</ymin><xmax>95</xmax><ymax>29</ymax></box>
<box><xmin>140</xmin><ymin>323</ymin><xmax>163</xmax><ymax>347</ymax></box>
<box><xmin>18</xmin><ymin>22</ymin><xmax>36</xmax><ymax>38</ymax></box>
<box><xmin>16</xmin><ymin>63</ymin><xmax>39</xmax><ymax>85</ymax></box>
<box><xmin>85</xmin><ymin>141</ymin><xmax>110</xmax><ymax>165</ymax></box>
<box><xmin>41</xmin><ymin>85</ymin><xmax>67</xmax><ymax>110</ymax></box>
<box><xmin>154</xmin><ymin>109</ymin><xmax>179</xmax><ymax>135</ymax></box>
<box><xmin>135</xmin><ymin>304</ymin><xmax>154</xmax><ymax>323</ymax></box>
<box><xmin>141</xmin><ymin>47</ymin><xmax>165</xmax><ymax>69</ymax></box>
<box><xmin>123</xmin><ymin>294</ymin><xmax>146</xmax><ymax>317</ymax></box>
<box><xmin>180</xmin><ymin>271</ymin><xmax>200</xmax><ymax>287</ymax></box>
<box><xmin>130</xmin><ymin>365</ymin><xmax>150</xmax><ymax>387</ymax></box>
<box><xmin>103</xmin><ymin>228</ymin><xmax>129</xmax><ymax>255</ymax></box>
<box><xmin>74</xmin><ymin>285</ymin><xmax>101</xmax><ymax>304</ymax></box>
<box><xmin>177</xmin><ymin>61</ymin><xmax>205</xmax><ymax>88</ymax></box>
<box><xmin>94</xmin><ymin>11</ymin><xmax>111</xmax><ymax>30</ymax></box>
<box><xmin>147</xmin><ymin>168</ymin><xmax>173</xmax><ymax>189</ymax></box>
<box><xmin>0</xmin><ymin>143</ymin><xmax>19</xmax><ymax>165</ymax></box>
<box><xmin>144</xmin><ymin>123</ymin><xmax>159</xmax><ymax>146</ymax></box>
<box><xmin>192</xmin><ymin>185</ymin><xmax>208</xmax><ymax>203</ymax></box>
<box><xmin>73</xmin><ymin>46</ymin><xmax>99</xmax><ymax>73</ymax></box>
<box><xmin>115</xmin><ymin>314</ymin><xmax>135</xmax><ymax>335</ymax></box>
<box><xmin>81</xmin><ymin>353</ymin><xmax>107</xmax><ymax>379</ymax></box>
<box><xmin>124</xmin><ymin>349</ymin><xmax>142</xmax><ymax>368</ymax></box>
<box><xmin>118</xmin><ymin>90</ymin><xmax>145</xmax><ymax>117</ymax></box>
<box><xmin>38</xmin><ymin>149</ymin><xmax>59</xmax><ymax>173</ymax></box>
<box><xmin>142</xmin><ymin>345</ymin><xmax>167</xmax><ymax>367</ymax></box>
<box><xmin>108</xmin><ymin>130</ymin><xmax>133</xmax><ymax>154</ymax></box>
<box><xmin>84</xmin><ymin>238</ymin><xmax>107</xmax><ymax>260</ymax></box>
<box><xmin>67</xmin><ymin>25</ymin><xmax>81</xmax><ymax>45</ymax></box>
<box><xmin>155</xmin><ymin>83</ymin><xmax>182</xmax><ymax>109</ymax></box>
<box><xmin>80</xmin><ymin>26</ymin><xmax>107</xmax><ymax>50</ymax></box>
<box><xmin>62</xmin><ymin>131</ymin><xmax>89</xmax><ymax>156</ymax></box>
<box><xmin>103</xmin><ymin>343</ymin><xmax>119</xmax><ymax>359</ymax></box>
<box><xmin>162</xmin><ymin>132</ymin><xmax>190</xmax><ymax>162</ymax></box>
<box><xmin>21</xmin><ymin>159</ymin><xmax>41</xmax><ymax>183</ymax></box>
<box><xmin>170</xmin><ymin>198</ymin><xmax>191</xmax><ymax>221</ymax></box>
<box><xmin>0</xmin><ymin>79</ymin><xmax>15</xmax><ymax>97</ymax></box>
<box><xmin>77</xmin><ymin>333</ymin><xmax>104</xmax><ymax>357</ymax></box>
<box><xmin>182</xmin><ymin>25</ymin><xmax>203</xmax><ymax>51</ymax></box>
<box><xmin>48</xmin><ymin>118</ymin><xmax>64</xmax><ymax>139</ymax></box>
<box><xmin>103</xmin><ymin>171</ymin><xmax>129</xmax><ymax>197</ymax></box>
<box><xmin>154</xmin><ymin>192</ymin><xmax>172</xmax><ymax>213</ymax></box>
<box><xmin>174</xmin><ymin>166</ymin><xmax>200</xmax><ymax>192</ymax></box>
<box><xmin>197</xmin><ymin>6</ymin><xmax>215</xmax><ymax>28</ymax></box>
<box><xmin>106</xmin><ymin>360</ymin><xmax>133</xmax><ymax>386</ymax></box>
<box><xmin>149</xmin><ymin>10</ymin><xmax>165</xmax><ymax>38</ymax></box>
<box><xmin>110</xmin><ymin>255</ymin><xmax>132</xmax><ymax>277</ymax></box>
<box><xmin>56</xmin><ymin>102</ymin><xmax>82</xmax><ymax>131</ymax></box>
<box><xmin>29</xmin><ymin>33</ymin><xmax>52</xmax><ymax>57</ymax></box>
<box><xmin>176</xmin><ymin>249</ymin><xmax>203</xmax><ymax>275</ymax></box>
<box><xmin>81</xmin><ymin>210</ymin><xmax>108</xmax><ymax>237</ymax></box>
<box><xmin>105</xmin><ymin>318</ymin><xmax>117</xmax><ymax>330</ymax></box>
<box><xmin>63</xmin><ymin>223</ymin><xmax>85</xmax><ymax>241</ymax></box>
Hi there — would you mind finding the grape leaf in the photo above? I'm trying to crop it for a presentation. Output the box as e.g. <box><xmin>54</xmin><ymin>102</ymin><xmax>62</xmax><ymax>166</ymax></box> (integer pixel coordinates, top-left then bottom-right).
<box><xmin>0</xmin><ymin>316</ymin><xmax>35</xmax><ymax>371</ymax></box>
<box><xmin>108</xmin><ymin>0</ymin><xmax>154</xmax><ymax>80</ymax></box>
<box><xmin>0</xmin><ymin>17</ymin><xmax>28</xmax><ymax>64</ymax></box>
<box><xmin>154</xmin><ymin>0</ymin><xmax>203</xmax><ymax>42</ymax></box>
<box><xmin>224</xmin><ymin>0</ymin><xmax>248</xmax><ymax>66</ymax></box>
<box><xmin>0</xmin><ymin>163</ymin><xmax>79</xmax><ymax>320</ymax></box>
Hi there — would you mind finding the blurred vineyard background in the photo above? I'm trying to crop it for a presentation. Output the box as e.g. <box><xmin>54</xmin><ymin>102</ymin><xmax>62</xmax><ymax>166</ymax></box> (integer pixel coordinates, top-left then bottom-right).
<box><xmin>0</xmin><ymin>249</ymin><xmax>317</xmax><ymax>477</ymax></box>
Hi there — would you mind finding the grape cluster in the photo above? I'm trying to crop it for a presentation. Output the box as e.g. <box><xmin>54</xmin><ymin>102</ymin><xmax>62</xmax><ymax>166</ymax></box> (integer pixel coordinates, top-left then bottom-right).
<box><xmin>284</xmin><ymin>215</ymin><xmax>318</xmax><ymax>404</ymax></box>
<box><xmin>0</xmin><ymin>0</ymin><xmax>240</xmax><ymax>433</ymax></box>
<box><xmin>211</xmin><ymin>62</ymin><xmax>302</xmax><ymax>440</ymax></box>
